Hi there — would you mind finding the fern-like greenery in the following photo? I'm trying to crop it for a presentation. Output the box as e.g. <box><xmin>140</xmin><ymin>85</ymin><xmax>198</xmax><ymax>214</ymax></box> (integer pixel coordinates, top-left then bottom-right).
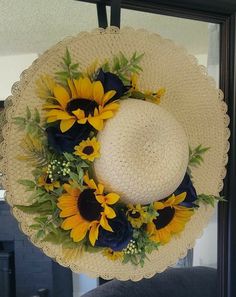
<box><xmin>102</xmin><ymin>52</ymin><xmax>144</xmax><ymax>84</ymax></box>
<box><xmin>17</xmin><ymin>134</ymin><xmax>48</xmax><ymax>167</ymax></box>
<box><xmin>13</xmin><ymin>107</ymin><xmax>44</xmax><ymax>138</ymax></box>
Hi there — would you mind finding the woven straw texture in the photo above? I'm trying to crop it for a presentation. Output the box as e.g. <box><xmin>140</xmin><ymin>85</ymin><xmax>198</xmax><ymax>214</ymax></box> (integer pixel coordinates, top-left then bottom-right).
<box><xmin>94</xmin><ymin>99</ymin><xmax>189</xmax><ymax>204</ymax></box>
<box><xmin>0</xmin><ymin>27</ymin><xmax>230</xmax><ymax>281</ymax></box>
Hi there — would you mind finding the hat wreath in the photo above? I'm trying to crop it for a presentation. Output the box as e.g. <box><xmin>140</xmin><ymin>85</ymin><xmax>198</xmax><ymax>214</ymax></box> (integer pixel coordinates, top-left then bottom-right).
<box><xmin>0</xmin><ymin>27</ymin><xmax>229</xmax><ymax>280</ymax></box>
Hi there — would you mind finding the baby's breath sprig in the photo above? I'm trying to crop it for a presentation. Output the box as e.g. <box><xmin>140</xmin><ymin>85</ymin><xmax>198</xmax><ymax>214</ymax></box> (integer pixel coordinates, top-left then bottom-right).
<box><xmin>123</xmin><ymin>239</ymin><xmax>141</xmax><ymax>255</ymax></box>
<box><xmin>47</xmin><ymin>159</ymin><xmax>71</xmax><ymax>182</ymax></box>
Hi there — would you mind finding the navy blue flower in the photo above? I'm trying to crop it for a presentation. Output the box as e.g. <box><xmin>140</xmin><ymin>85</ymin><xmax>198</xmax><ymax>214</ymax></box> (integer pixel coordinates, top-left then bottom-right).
<box><xmin>46</xmin><ymin>122</ymin><xmax>92</xmax><ymax>154</ymax></box>
<box><xmin>174</xmin><ymin>173</ymin><xmax>198</xmax><ymax>208</ymax></box>
<box><xmin>96</xmin><ymin>211</ymin><xmax>133</xmax><ymax>251</ymax></box>
<box><xmin>96</xmin><ymin>69</ymin><xmax>127</xmax><ymax>100</ymax></box>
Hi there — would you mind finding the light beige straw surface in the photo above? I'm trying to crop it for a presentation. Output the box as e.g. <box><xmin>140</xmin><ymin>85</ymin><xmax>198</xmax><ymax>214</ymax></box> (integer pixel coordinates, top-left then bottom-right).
<box><xmin>0</xmin><ymin>27</ymin><xmax>230</xmax><ymax>280</ymax></box>
<box><xmin>94</xmin><ymin>99</ymin><xmax>189</xmax><ymax>204</ymax></box>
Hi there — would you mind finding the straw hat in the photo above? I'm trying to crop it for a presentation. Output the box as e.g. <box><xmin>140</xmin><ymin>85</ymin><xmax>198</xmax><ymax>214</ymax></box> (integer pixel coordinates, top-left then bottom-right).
<box><xmin>0</xmin><ymin>27</ymin><xmax>229</xmax><ymax>281</ymax></box>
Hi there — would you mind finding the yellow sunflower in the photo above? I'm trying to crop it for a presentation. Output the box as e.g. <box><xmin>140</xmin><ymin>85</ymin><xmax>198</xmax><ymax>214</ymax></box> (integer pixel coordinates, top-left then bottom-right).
<box><xmin>74</xmin><ymin>137</ymin><xmax>100</xmax><ymax>162</ymax></box>
<box><xmin>57</xmin><ymin>175</ymin><xmax>120</xmax><ymax>246</ymax></box>
<box><xmin>103</xmin><ymin>248</ymin><xmax>124</xmax><ymax>261</ymax></box>
<box><xmin>44</xmin><ymin>77</ymin><xmax>119</xmax><ymax>132</ymax></box>
<box><xmin>147</xmin><ymin>192</ymin><xmax>193</xmax><ymax>244</ymax></box>
<box><xmin>127</xmin><ymin>204</ymin><xmax>148</xmax><ymax>228</ymax></box>
<box><xmin>38</xmin><ymin>172</ymin><xmax>60</xmax><ymax>192</ymax></box>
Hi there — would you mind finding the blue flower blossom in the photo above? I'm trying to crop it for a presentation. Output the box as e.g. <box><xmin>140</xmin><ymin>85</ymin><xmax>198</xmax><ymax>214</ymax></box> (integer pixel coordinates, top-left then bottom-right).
<box><xmin>174</xmin><ymin>173</ymin><xmax>198</xmax><ymax>208</ymax></box>
<box><xmin>96</xmin><ymin>211</ymin><xmax>133</xmax><ymax>251</ymax></box>
<box><xmin>96</xmin><ymin>69</ymin><xmax>127</xmax><ymax>100</ymax></box>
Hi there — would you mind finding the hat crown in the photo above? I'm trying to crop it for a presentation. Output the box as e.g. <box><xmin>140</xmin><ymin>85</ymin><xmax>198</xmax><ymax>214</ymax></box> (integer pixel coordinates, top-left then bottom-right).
<box><xmin>94</xmin><ymin>99</ymin><xmax>189</xmax><ymax>204</ymax></box>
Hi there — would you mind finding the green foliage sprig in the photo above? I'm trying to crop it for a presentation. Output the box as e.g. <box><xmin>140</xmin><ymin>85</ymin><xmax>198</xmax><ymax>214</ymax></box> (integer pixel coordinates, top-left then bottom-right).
<box><xmin>188</xmin><ymin>145</ymin><xmax>210</xmax><ymax>176</ymax></box>
<box><xmin>17</xmin><ymin>134</ymin><xmax>49</xmax><ymax>167</ymax></box>
<box><xmin>56</xmin><ymin>48</ymin><xmax>82</xmax><ymax>83</ymax></box>
<box><xmin>13</xmin><ymin>107</ymin><xmax>44</xmax><ymax>138</ymax></box>
<box><xmin>102</xmin><ymin>52</ymin><xmax>144</xmax><ymax>84</ymax></box>
<box><xmin>123</xmin><ymin>229</ymin><xmax>160</xmax><ymax>267</ymax></box>
<box><xmin>197</xmin><ymin>194</ymin><xmax>226</xmax><ymax>207</ymax></box>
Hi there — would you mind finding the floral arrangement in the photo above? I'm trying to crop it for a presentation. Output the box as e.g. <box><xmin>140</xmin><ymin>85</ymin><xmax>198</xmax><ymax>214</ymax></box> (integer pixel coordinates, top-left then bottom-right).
<box><xmin>14</xmin><ymin>49</ymin><xmax>224</xmax><ymax>266</ymax></box>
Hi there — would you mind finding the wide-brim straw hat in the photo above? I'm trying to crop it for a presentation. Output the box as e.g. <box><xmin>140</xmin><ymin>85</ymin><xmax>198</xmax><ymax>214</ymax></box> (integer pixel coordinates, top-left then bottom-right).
<box><xmin>0</xmin><ymin>27</ymin><xmax>229</xmax><ymax>281</ymax></box>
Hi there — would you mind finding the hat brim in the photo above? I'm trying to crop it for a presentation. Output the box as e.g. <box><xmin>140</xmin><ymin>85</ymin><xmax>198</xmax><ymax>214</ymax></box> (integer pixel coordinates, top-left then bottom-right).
<box><xmin>0</xmin><ymin>27</ymin><xmax>229</xmax><ymax>280</ymax></box>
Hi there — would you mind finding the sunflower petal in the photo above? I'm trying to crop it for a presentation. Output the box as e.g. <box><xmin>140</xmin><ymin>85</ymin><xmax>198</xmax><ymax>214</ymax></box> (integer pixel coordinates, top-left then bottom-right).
<box><xmin>59</xmin><ymin>206</ymin><xmax>78</xmax><ymax>218</ymax></box>
<box><xmin>103</xmin><ymin>90</ymin><xmax>116</xmax><ymax>105</ymax></box>
<box><xmin>95</xmin><ymin>195</ymin><xmax>105</xmax><ymax>204</ymax></box>
<box><xmin>73</xmin><ymin>79</ymin><xmax>82</xmax><ymax>97</ymax></box>
<box><xmin>68</xmin><ymin>79</ymin><xmax>78</xmax><ymax>99</ymax></box>
<box><xmin>60</xmin><ymin>119</ymin><xmax>76</xmax><ymax>132</ymax></box>
<box><xmin>174</xmin><ymin>192</ymin><xmax>187</xmax><ymax>205</ymax></box>
<box><xmin>147</xmin><ymin>222</ymin><xmax>155</xmax><ymax>235</ymax></box>
<box><xmin>70</xmin><ymin>221</ymin><xmax>90</xmax><ymax>242</ymax></box>
<box><xmin>89</xmin><ymin>222</ymin><xmax>100</xmax><ymax>246</ymax></box>
<box><xmin>80</xmin><ymin>77</ymin><xmax>93</xmax><ymax>99</ymax></box>
<box><xmin>93</xmin><ymin>81</ymin><xmax>104</xmax><ymax>105</ymax></box>
<box><xmin>61</xmin><ymin>214</ymin><xmax>81</xmax><ymax>230</ymax></box>
<box><xmin>83</xmin><ymin>173</ymin><xmax>98</xmax><ymax>190</ymax></box>
<box><xmin>104</xmin><ymin>205</ymin><xmax>116</xmax><ymax>219</ymax></box>
<box><xmin>57</xmin><ymin>195</ymin><xmax>77</xmax><ymax>208</ymax></box>
<box><xmin>100</xmin><ymin>214</ymin><xmax>113</xmax><ymax>232</ymax></box>
<box><xmin>72</xmin><ymin>109</ymin><xmax>88</xmax><ymax>125</ymax></box>
<box><xmin>153</xmin><ymin>201</ymin><xmax>165</xmax><ymax>210</ymax></box>
<box><xmin>105</xmin><ymin>193</ymin><xmax>120</xmax><ymax>204</ymax></box>
<box><xmin>53</xmin><ymin>85</ymin><xmax>70</xmax><ymax>109</ymax></box>
<box><xmin>63</xmin><ymin>183</ymin><xmax>80</xmax><ymax>196</ymax></box>
<box><xmin>169</xmin><ymin>220</ymin><xmax>185</xmax><ymax>233</ymax></box>
<box><xmin>165</xmin><ymin>194</ymin><xmax>176</xmax><ymax>206</ymax></box>
<box><xmin>46</xmin><ymin>110</ymin><xmax>74</xmax><ymax>120</ymax></box>
<box><xmin>88</xmin><ymin>116</ymin><xmax>104</xmax><ymax>131</ymax></box>
<box><xmin>159</xmin><ymin>228</ymin><xmax>171</xmax><ymax>243</ymax></box>
<box><xmin>103</xmin><ymin>102</ymin><xmax>120</xmax><ymax>111</ymax></box>
<box><xmin>97</xmin><ymin>183</ymin><xmax>104</xmax><ymax>195</ymax></box>
<box><xmin>47</xmin><ymin>116</ymin><xmax>58</xmax><ymax>123</ymax></box>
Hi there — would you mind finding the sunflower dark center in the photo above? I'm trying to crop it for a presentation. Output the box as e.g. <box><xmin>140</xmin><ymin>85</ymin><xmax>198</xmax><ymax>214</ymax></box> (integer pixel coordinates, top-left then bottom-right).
<box><xmin>66</xmin><ymin>99</ymin><xmax>98</xmax><ymax>116</ymax></box>
<box><xmin>77</xmin><ymin>189</ymin><xmax>103</xmax><ymax>221</ymax></box>
<box><xmin>46</xmin><ymin>177</ymin><xmax>51</xmax><ymax>184</ymax></box>
<box><xmin>153</xmin><ymin>207</ymin><xmax>175</xmax><ymax>230</ymax></box>
<box><xmin>128</xmin><ymin>210</ymin><xmax>141</xmax><ymax>219</ymax></box>
<box><xmin>82</xmin><ymin>146</ymin><xmax>94</xmax><ymax>155</ymax></box>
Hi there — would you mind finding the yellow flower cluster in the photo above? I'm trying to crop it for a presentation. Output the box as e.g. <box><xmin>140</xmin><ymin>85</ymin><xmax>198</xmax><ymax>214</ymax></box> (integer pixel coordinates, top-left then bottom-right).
<box><xmin>40</xmin><ymin>76</ymin><xmax>119</xmax><ymax>132</ymax></box>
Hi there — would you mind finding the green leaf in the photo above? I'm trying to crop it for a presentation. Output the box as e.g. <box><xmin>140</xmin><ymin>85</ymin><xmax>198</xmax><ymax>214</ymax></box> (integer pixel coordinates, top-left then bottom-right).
<box><xmin>197</xmin><ymin>194</ymin><xmax>226</xmax><ymax>207</ymax></box>
<box><xmin>36</xmin><ymin>229</ymin><xmax>45</xmax><ymax>239</ymax></box>
<box><xmin>70</xmin><ymin>63</ymin><xmax>79</xmax><ymax>70</ymax></box>
<box><xmin>69</xmin><ymin>172</ymin><xmax>81</xmax><ymax>183</ymax></box>
<box><xmin>18</xmin><ymin>179</ymin><xmax>36</xmax><ymax>188</ymax></box>
<box><xmin>30</xmin><ymin>223</ymin><xmax>41</xmax><ymax>230</ymax></box>
<box><xmin>63</xmin><ymin>152</ymin><xmax>76</xmax><ymax>162</ymax></box>
<box><xmin>34</xmin><ymin>108</ymin><xmax>40</xmax><ymax>123</ymax></box>
<box><xmin>15</xmin><ymin>201</ymin><xmax>53</xmax><ymax>215</ymax></box>
<box><xmin>131</xmin><ymin>90</ymin><xmax>146</xmax><ymax>100</ymax></box>
<box><xmin>13</xmin><ymin>116</ymin><xmax>26</xmax><ymax>127</ymax></box>
<box><xmin>26</xmin><ymin>106</ymin><xmax>31</xmax><ymax>120</ymax></box>
<box><xmin>188</xmin><ymin>145</ymin><xmax>210</xmax><ymax>170</ymax></box>
<box><xmin>101</xmin><ymin>51</ymin><xmax>144</xmax><ymax>84</ymax></box>
<box><xmin>64</xmin><ymin>48</ymin><xmax>72</xmax><ymax>66</ymax></box>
